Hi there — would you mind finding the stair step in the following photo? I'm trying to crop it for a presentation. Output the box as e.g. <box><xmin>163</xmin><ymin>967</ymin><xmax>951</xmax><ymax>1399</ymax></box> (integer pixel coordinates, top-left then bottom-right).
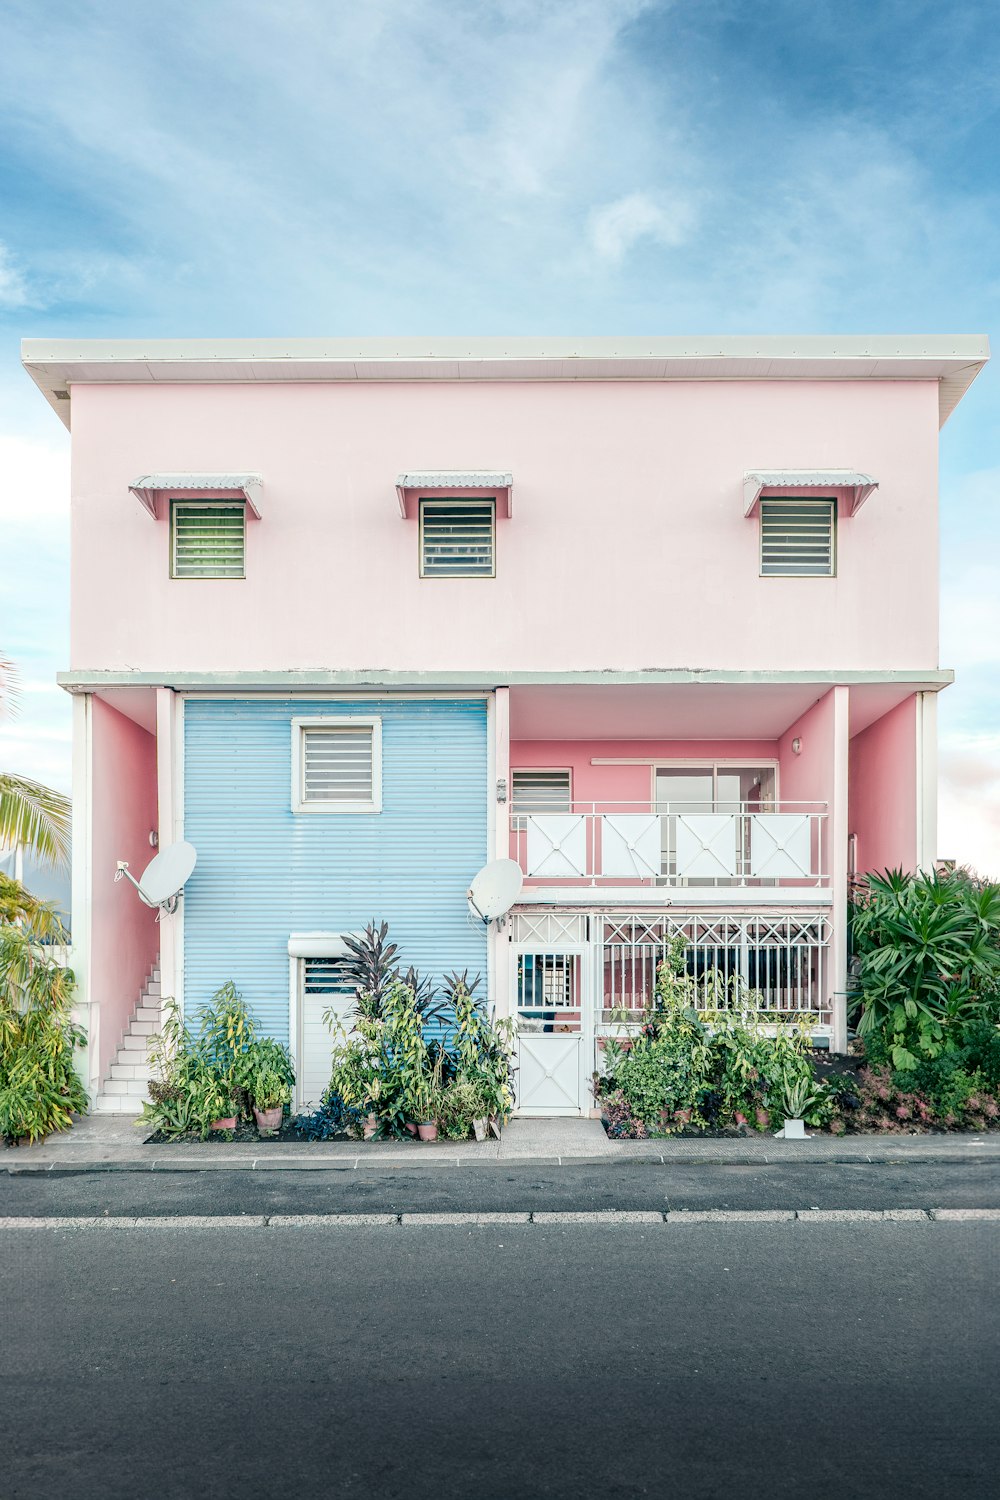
<box><xmin>122</xmin><ymin>1033</ymin><xmax>152</xmax><ymax>1053</ymax></box>
<box><xmin>102</xmin><ymin>1078</ymin><xmax>150</xmax><ymax>1097</ymax></box>
<box><xmin>133</xmin><ymin>1004</ymin><xmax>160</xmax><ymax>1024</ymax></box>
<box><xmin>110</xmin><ymin>1061</ymin><xmax>152</xmax><ymax>1082</ymax></box>
<box><xmin>130</xmin><ymin>1020</ymin><xmax>157</xmax><ymax>1036</ymax></box>
<box><xmin>93</xmin><ymin>1095</ymin><xmax>146</xmax><ymax>1115</ymax></box>
<box><xmin>143</xmin><ymin>982</ymin><xmax>161</xmax><ymax>998</ymax></box>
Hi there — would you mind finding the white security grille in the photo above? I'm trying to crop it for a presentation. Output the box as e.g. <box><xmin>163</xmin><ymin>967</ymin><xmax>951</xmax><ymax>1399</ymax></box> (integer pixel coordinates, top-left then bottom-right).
<box><xmin>301</xmin><ymin>724</ymin><xmax>376</xmax><ymax>808</ymax></box>
<box><xmin>601</xmin><ymin>912</ymin><xmax>830</xmax><ymax>1029</ymax></box>
<box><xmin>420</xmin><ymin>499</ymin><xmax>495</xmax><ymax>577</ymax></box>
<box><xmin>760</xmin><ymin>498</ymin><xmax>835</xmax><ymax>576</ymax></box>
<box><xmin>171</xmin><ymin>503</ymin><xmax>245</xmax><ymax>578</ymax></box>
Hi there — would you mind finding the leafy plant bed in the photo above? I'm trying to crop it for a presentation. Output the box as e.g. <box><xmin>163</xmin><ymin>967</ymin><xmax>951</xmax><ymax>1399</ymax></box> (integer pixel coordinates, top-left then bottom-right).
<box><xmin>143</xmin><ymin>1119</ymin><xmax>349</xmax><ymax>1145</ymax></box>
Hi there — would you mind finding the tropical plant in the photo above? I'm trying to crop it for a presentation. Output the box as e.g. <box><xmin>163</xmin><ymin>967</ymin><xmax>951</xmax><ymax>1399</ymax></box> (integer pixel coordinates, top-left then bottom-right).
<box><xmin>341</xmin><ymin>921</ymin><xmax>400</xmax><ymax>1018</ymax></box>
<box><xmin>0</xmin><ymin>873</ymin><xmax>66</xmax><ymax>941</ymax></box>
<box><xmin>850</xmin><ymin>869</ymin><xmax>1000</xmax><ymax>1069</ymax></box>
<box><xmin>142</xmin><ymin>985</ymin><xmax>296</xmax><ymax>1140</ymax></box>
<box><xmin>0</xmin><ymin>922</ymin><xmax>87</xmax><ymax>1143</ymax></box>
<box><xmin>0</xmin><ymin>653</ymin><xmax>72</xmax><ymax>869</ymax></box>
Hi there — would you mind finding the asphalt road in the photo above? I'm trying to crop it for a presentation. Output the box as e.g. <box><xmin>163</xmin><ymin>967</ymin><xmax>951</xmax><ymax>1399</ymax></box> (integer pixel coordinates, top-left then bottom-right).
<box><xmin>2</xmin><ymin>1219</ymin><xmax>998</xmax><ymax>1499</ymax></box>
<box><xmin>2</xmin><ymin>1159</ymin><xmax>1000</xmax><ymax>1218</ymax></box>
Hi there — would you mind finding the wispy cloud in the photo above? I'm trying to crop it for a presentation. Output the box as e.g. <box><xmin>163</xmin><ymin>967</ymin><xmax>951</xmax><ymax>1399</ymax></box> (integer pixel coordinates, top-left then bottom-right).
<box><xmin>0</xmin><ymin>243</ymin><xmax>29</xmax><ymax>308</ymax></box>
<box><xmin>588</xmin><ymin>190</ymin><xmax>695</xmax><ymax>263</ymax></box>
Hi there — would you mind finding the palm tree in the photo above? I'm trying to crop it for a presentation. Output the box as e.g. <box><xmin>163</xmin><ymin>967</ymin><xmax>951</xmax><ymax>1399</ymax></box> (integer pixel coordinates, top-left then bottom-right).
<box><xmin>0</xmin><ymin>652</ymin><xmax>71</xmax><ymax>870</ymax></box>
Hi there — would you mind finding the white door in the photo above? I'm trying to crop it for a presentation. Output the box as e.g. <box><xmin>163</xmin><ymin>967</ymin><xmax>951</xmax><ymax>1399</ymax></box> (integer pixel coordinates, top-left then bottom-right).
<box><xmin>511</xmin><ymin>946</ymin><xmax>590</xmax><ymax>1115</ymax></box>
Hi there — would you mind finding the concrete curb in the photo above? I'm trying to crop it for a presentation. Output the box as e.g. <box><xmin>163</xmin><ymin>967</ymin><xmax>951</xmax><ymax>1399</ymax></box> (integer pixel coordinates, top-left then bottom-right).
<box><xmin>2</xmin><ymin>1208</ymin><xmax>998</xmax><ymax>1230</ymax></box>
<box><xmin>5</xmin><ymin>1147</ymin><xmax>1000</xmax><ymax>1175</ymax></box>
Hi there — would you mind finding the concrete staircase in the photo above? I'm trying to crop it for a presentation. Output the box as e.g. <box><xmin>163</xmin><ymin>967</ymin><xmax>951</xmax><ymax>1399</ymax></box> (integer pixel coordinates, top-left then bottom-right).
<box><xmin>93</xmin><ymin>965</ymin><xmax>161</xmax><ymax>1115</ymax></box>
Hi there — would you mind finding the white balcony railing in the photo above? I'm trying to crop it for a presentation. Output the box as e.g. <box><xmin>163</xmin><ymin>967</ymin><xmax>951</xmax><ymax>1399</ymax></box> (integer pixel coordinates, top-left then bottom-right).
<box><xmin>511</xmin><ymin>801</ymin><xmax>828</xmax><ymax>887</ymax></box>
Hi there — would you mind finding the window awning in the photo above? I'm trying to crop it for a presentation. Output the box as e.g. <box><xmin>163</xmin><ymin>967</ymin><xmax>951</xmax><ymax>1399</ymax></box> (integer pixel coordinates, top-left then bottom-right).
<box><xmin>396</xmin><ymin>470</ymin><xmax>513</xmax><ymax>518</ymax></box>
<box><xmin>129</xmin><ymin>473</ymin><xmax>263</xmax><ymax>519</ymax></box>
<box><xmin>743</xmin><ymin>470</ymin><xmax>878</xmax><ymax>517</ymax></box>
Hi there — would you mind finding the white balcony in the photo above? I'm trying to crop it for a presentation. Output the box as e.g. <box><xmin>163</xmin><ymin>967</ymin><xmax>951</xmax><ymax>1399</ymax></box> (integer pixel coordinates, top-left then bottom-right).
<box><xmin>511</xmin><ymin>800</ymin><xmax>828</xmax><ymax>895</ymax></box>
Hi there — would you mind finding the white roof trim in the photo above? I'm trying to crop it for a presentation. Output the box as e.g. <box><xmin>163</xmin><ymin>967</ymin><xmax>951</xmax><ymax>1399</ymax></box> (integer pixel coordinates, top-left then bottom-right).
<box><xmin>396</xmin><ymin>470</ymin><xmax>513</xmax><ymax>518</ymax></box>
<box><xmin>287</xmin><ymin>932</ymin><xmax>354</xmax><ymax>958</ymax></box>
<box><xmin>743</xmin><ymin>470</ymin><xmax>879</xmax><ymax>517</ymax></box>
<box><xmin>128</xmin><ymin>473</ymin><xmax>262</xmax><ymax>519</ymax></box>
<box><xmin>23</xmin><ymin>335</ymin><xmax>989</xmax><ymax>430</ymax></box>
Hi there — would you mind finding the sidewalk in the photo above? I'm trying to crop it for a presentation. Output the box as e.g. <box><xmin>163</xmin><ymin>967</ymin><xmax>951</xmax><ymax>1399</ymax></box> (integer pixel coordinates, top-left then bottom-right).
<box><xmin>5</xmin><ymin>1113</ymin><xmax>1000</xmax><ymax>1172</ymax></box>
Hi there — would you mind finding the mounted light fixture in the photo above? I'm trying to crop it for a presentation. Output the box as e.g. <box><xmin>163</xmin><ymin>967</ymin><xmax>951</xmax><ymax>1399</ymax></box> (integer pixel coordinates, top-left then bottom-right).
<box><xmin>791</xmin><ymin>737</ymin><xmax>803</xmax><ymax>755</ymax></box>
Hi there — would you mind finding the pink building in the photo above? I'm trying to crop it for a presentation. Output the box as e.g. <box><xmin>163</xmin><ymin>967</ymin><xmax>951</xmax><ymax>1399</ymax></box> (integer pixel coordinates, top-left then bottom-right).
<box><xmin>22</xmin><ymin>336</ymin><xmax>989</xmax><ymax>1115</ymax></box>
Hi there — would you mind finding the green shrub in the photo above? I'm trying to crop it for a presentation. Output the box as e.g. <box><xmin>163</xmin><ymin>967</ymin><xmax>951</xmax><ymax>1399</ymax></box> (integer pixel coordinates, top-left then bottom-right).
<box><xmin>850</xmin><ymin>869</ymin><xmax>1000</xmax><ymax>1069</ymax></box>
<box><xmin>143</xmin><ymin>984</ymin><xmax>295</xmax><ymax>1139</ymax></box>
<box><xmin>0</xmin><ymin>924</ymin><xmax>87</xmax><ymax>1144</ymax></box>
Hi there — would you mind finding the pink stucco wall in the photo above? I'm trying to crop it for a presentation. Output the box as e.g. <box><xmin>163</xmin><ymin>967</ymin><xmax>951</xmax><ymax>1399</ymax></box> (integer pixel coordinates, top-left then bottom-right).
<box><xmin>849</xmin><ymin>696</ymin><xmax>918</xmax><ymax>875</ymax></box>
<box><xmin>776</xmin><ymin>692</ymin><xmax>840</xmax><ymax>881</ymax></box>
<box><xmin>68</xmin><ymin>379</ymin><xmax>940</xmax><ymax>674</ymax></box>
<box><xmin>510</xmin><ymin>740</ymin><xmax>779</xmax><ymax>804</ymax></box>
<box><xmin>90</xmin><ymin>698</ymin><xmax>159</xmax><ymax>1083</ymax></box>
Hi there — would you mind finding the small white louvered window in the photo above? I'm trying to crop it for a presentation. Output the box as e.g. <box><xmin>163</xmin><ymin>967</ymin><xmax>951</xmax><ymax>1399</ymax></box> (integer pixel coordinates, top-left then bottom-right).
<box><xmin>760</xmin><ymin>498</ymin><xmax>836</xmax><ymax>577</ymax></box>
<box><xmin>511</xmin><ymin>768</ymin><xmax>572</xmax><ymax>831</ymax></box>
<box><xmin>292</xmin><ymin>718</ymin><xmax>382</xmax><ymax>814</ymax></box>
<box><xmin>171</xmin><ymin>502</ymin><xmax>246</xmax><ymax>578</ymax></box>
<box><xmin>419</xmin><ymin>499</ymin><xmax>495</xmax><ymax>578</ymax></box>
<box><xmin>303</xmin><ymin>955</ymin><xmax>356</xmax><ymax>998</ymax></box>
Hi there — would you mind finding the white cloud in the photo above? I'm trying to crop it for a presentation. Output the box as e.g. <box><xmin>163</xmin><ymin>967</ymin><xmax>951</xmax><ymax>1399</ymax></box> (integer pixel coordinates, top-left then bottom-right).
<box><xmin>588</xmin><ymin>190</ymin><xmax>695</xmax><ymax>263</ymax></box>
<box><xmin>0</xmin><ymin>243</ymin><xmax>29</xmax><ymax>308</ymax></box>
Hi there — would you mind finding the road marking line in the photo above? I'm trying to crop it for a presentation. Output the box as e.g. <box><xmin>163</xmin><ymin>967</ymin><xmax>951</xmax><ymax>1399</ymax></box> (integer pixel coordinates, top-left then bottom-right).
<box><xmin>1</xmin><ymin>1208</ymin><xmax>998</xmax><ymax>1230</ymax></box>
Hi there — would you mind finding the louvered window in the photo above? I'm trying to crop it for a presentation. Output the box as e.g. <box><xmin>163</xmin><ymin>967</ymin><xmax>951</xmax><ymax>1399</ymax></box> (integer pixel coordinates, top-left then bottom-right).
<box><xmin>171</xmin><ymin>502</ymin><xmax>246</xmax><ymax>578</ymax></box>
<box><xmin>293</xmin><ymin>718</ymin><xmax>382</xmax><ymax>813</ymax></box>
<box><xmin>760</xmin><ymin>498</ymin><xmax>835</xmax><ymax>577</ymax></box>
<box><xmin>511</xmin><ymin>768</ymin><xmax>572</xmax><ymax>830</ymax></box>
<box><xmin>303</xmin><ymin>956</ymin><xmax>356</xmax><ymax>997</ymax></box>
<box><xmin>420</xmin><ymin>499</ymin><xmax>495</xmax><ymax>578</ymax></box>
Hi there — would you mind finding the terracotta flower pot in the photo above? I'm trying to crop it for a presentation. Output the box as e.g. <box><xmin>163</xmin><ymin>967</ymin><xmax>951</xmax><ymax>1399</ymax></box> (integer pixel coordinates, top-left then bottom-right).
<box><xmin>362</xmin><ymin>1114</ymin><xmax>378</xmax><ymax>1140</ymax></box>
<box><xmin>210</xmin><ymin>1116</ymin><xmax>237</xmax><ymax>1132</ymax></box>
<box><xmin>416</xmin><ymin>1121</ymin><xmax>438</xmax><ymax>1142</ymax></box>
<box><xmin>253</xmin><ymin>1105</ymin><xmax>283</xmax><ymax>1133</ymax></box>
<box><xmin>405</xmin><ymin>1122</ymin><xmax>418</xmax><ymax>1136</ymax></box>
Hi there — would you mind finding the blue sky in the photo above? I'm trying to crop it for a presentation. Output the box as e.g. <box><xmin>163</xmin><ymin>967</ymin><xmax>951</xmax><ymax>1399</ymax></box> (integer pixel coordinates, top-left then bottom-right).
<box><xmin>1</xmin><ymin>0</ymin><xmax>998</xmax><ymax>869</ymax></box>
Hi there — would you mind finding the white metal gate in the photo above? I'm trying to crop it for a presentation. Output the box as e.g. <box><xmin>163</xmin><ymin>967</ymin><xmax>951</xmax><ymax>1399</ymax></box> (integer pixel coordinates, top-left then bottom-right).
<box><xmin>511</xmin><ymin>944</ymin><xmax>591</xmax><ymax>1115</ymax></box>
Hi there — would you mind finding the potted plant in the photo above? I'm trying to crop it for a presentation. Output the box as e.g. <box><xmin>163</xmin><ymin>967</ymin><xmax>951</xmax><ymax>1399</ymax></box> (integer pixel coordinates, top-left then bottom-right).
<box><xmin>250</xmin><ymin>1065</ymin><xmax>291</xmax><ymax>1134</ymax></box>
<box><xmin>774</xmin><ymin>1076</ymin><xmax>811</xmax><ymax>1139</ymax></box>
<box><xmin>409</xmin><ymin>1079</ymin><xmax>439</xmax><ymax>1141</ymax></box>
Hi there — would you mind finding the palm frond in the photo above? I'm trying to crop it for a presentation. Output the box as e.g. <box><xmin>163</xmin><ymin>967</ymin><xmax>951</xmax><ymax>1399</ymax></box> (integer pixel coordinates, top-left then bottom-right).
<box><xmin>0</xmin><ymin>774</ymin><xmax>71</xmax><ymax>870</ymax></box>
<box><xmin>0</xmin><ymin>653</ymin><xmax>21</xmax><ymax>718</ymax></box>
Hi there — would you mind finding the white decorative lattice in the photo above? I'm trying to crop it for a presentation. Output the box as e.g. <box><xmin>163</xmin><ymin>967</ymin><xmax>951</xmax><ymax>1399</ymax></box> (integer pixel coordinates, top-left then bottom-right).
<box><xmin>510</xmin><ymin>912</ymin><xmax>589</xmax><ymax>945</ymax></box>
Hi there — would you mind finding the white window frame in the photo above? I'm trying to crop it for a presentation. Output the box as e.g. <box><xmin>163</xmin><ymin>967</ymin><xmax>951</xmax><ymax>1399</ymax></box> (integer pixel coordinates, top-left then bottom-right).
<box><xmin>418</xmin><ymin>497</ymin><xmax>496</xmax><ymax>579</ymax></box>
<box><xmin>170</xmin><ymin>498</ymin><xmax>247</xmax><ymax>580</ymax></box>
<box><xmin>511</xmin><ymin>767</ymin><xmax>574</xmax><ymax>831</ymax></box>
<box><xmin>759</xmin><ymin>496</ymin><xmax>837</xmax><ymax>579</ymax></box>
<box><xmin>291</xmin><ymin>716</ymin><xmax>383</xmax><ymax>814</ymax></box>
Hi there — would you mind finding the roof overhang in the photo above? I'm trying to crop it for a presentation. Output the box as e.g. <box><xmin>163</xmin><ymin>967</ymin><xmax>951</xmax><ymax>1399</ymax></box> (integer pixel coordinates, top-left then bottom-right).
<box><xmin>743</xmin><ymin>470</ymin><xmax>878</xmax><ymax>518</ymax></box>
<box><xmin>21</xmin><ymin>335</ymin><xmax>989</xmax><ymax>430</ymax></box>
<box><xmin>395</xmin><ymin>470</ymin><xmax>513</xmax><ymax>518</ymax></box>
<box><xmin>128</xmin><ymin>473</ymin><xmax>262</xmax><ymax>519</ymax></box>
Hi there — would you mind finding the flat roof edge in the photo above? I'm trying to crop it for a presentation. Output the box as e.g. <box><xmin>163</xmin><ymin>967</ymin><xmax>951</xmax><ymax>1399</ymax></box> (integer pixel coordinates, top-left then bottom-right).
<box><xmin>56</xmin><ymin>668</ymin><xmax>957</xmax><ymax>692</ymax></box>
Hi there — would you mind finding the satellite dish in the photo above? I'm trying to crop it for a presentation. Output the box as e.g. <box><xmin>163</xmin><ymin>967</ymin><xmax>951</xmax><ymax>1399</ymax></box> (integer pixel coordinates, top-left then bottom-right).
<box><xmin>467</xmin><ymin>859</ymin><xmax>523</xmax><ymax>923</ymax></box>
<box><xmin>115</xmin><ymin>840</ymin><xmax>197</xmax><ymax>913</ymax></box>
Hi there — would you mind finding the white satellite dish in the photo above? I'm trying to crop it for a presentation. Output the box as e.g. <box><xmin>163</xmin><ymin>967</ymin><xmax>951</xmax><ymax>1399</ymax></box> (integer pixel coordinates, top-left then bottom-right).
<box><xmin>115</xmin><ymin>840</ymin><xmax>197</xmax><ymax>914</ymax></box>
<box><xmin>467</xmin><ymin>858</ymin><xmax>523</xmax><ymax>924</ymax></box>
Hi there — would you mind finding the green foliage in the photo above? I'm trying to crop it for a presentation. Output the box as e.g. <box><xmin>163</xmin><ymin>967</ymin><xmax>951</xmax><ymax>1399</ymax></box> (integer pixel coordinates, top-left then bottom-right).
<box><xmin>596</xmin><ymin>942</ymin><xmax>832</xmax><ymax>1136</ymax></box>
<box><xmin>850</xmin><ymin>869</ymin><xmax>1000</xmax><ymax>1067</ymax></box>
<box><xmin>0</xmin><ymin>924</ymin><xmax>87</xmax><ymax>1143</ymax></box>
<box><xmin>0</xmin><ymin>873</ymin><xmax>67</xmax><ymax>941</ymax></box>
<box><xmin>326</xmin><ymin>970</ymin><xmax>515</xmax><ymax>1140</ymax></box>
<box><xmin>142</xmin><ymin>983</ymin><xmax>295</xmax><ymax>1139</ymax></box>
